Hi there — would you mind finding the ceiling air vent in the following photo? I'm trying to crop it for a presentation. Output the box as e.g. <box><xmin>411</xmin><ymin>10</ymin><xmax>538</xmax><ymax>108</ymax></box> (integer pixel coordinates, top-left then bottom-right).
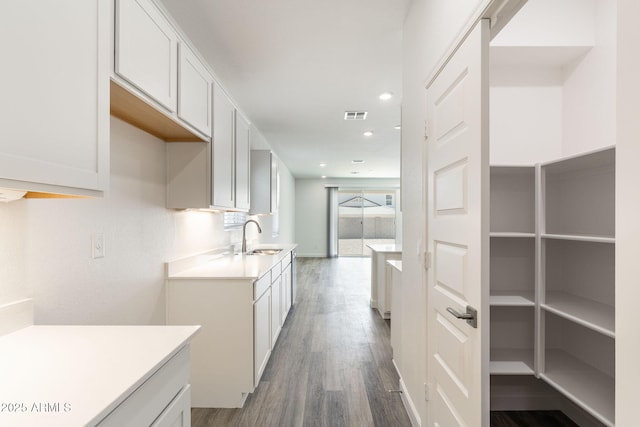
<box><xmin>344</xmin><ymin>111</ymin><xmax>368</xmax><ymax>120</ymax></box>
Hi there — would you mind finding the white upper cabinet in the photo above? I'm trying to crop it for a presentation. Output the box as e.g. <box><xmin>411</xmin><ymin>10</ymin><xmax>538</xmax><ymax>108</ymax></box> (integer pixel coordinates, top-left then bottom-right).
<box><xmin>212</xmin><ymin>82</ymin><xmax>236</xmax><ymax>209</ymax></box>
<box><xmin>112</xmin><ymin>0</ymin><xmax>210</xmax><ymax>142</ymax></box>
<box><xmin>250</xmin><ymin>150</ymin><xmax>279</xmax><ymax>215</ymax></box>
<box><xmin>0</xmin><ymin>0</ymin><xmax>109</xmax><ymax>197</ymax></box>
<box><xmin>235</xmin><ymin>113</ymin><xmax>251</xmax><ymax>211</ymax></box>
<box><xmin>115</xmin><ymin>0</ymin><xmax>178</xmax><ymax>112</ymax></box>
<box><xmin>167</xmin><ymin>82</ymin><xmax>251</xmax><ymax>211</ymax></box>
<box><xmin>178</xmin><ymin>43</ymin><xmax>213</xmax><ymax>137</ymax></box>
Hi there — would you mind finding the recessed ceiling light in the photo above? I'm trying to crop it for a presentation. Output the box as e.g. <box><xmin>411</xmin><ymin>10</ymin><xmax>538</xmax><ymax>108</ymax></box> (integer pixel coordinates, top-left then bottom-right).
<box><xmin>379</xmin><ymin>92</ymin><xmax>393</xmax><ymax>101</ymax></box>
<box><xmin>352</xmin><ymin>160</ymin><xmax>364</xmax><ymax>164</ymax></box>
<box><xmin>319</xmin><ymin>163</ymin><xmax>327</xmax><ymax>167</ymax></box>
<box><xmin>321</xmin><ymin>175</ymin><xmax>327</xmax><ymax>179</ymax></box>
<box><xmin>350</xmin><ymin>171</ymin><xmax>360</xmax><ymax>174</ymax></box>
<box><xmin>363</xmin><ymin>131</ymin><xmax>373</xmax><ymax>137</ymax></box>
<box><xmin>394</xmin><ymin>125</ymin><xmax>401</xmax><ymax>130</ymax></box>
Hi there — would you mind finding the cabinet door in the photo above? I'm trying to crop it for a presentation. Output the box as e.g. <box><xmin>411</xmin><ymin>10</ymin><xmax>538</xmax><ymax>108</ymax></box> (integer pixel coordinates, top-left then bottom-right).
<box><xmin>0</xmin><ymin>0</ymin><xmax>109</xmax><ymax>196</ymax></box>
<box><xmin>178</xmin><ymin>43</ymin><xmax>213</xmax><ymax>137</ymax></box>
<box><xmin>282</xmin><ymin>265</ymin><xmax>292</xmax><ymax>321</ymax></box>
<box><xmin>212</xmin><ymin>83</ymin><xmax>235</xmax><ymax>208</ymax></box>
<box><xmin>116</xmin><ymin>0</ymin><xmax>178</xmax><ymax>112</ymax></box>
<box><xmin>250</xmin><ymin>150</ymin><xmax>276</xmax><ymax>214</ymax></box>
<box><xmin>271</xmin><ymin>274</ymin><xmax>282</xmax><ymax>347</ymax></box>
<box><xmin>235</xmin><ymin>114</ymin><xmax>251</xmax><ymax>210</ymax></box>
<box><xmin>150</xmin><ymin>385</ymin><xmax>191</xmax><ymax>427</ymax></box>
<box><xmin>254</xmin><ymin>288</ymin><xmax>271</xmax><ymax>387</ymax></box>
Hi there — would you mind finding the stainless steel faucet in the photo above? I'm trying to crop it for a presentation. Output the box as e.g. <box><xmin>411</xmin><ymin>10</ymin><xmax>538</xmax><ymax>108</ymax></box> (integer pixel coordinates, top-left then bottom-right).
<box><xmin>242</xmin><ymin>220</ymin><xmax>262</xmax><ymax>253</ymax></box>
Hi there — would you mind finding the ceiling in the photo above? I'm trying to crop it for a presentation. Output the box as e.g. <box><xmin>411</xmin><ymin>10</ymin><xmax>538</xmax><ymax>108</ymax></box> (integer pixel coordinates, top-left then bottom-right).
<box><xmin>158</xmin><ymin>0</ymin><xmax>409</xmax><ymax>179</ymax></box>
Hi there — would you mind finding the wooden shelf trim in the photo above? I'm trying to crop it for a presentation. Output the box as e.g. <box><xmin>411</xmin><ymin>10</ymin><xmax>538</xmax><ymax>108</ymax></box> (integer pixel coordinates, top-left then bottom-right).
<box><xmin>110</xmin><ymin>80</ymin><xmax>207</xmax><ymax>143</ymax></box>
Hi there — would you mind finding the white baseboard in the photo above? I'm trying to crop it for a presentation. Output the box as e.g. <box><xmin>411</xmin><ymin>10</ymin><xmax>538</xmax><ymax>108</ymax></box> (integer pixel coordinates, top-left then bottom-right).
<box><xmin>0</xmin><ymin>298</ymin><xmax>33</xmax><ymax>336</ymax></box>
<box><xmin>399</xmin><ymin>376</ymin><xmax>421</xmax><ymax>427</ymax></box>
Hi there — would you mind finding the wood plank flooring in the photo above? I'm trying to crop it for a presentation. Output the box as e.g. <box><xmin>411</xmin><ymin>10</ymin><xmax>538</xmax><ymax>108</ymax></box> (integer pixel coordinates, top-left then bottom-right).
<box><xmin>192</xmin><ymin>257</ymin><xmax>412</xmax><ymax>427</ymax></box>
<box><xmin>490</xmin><ymin>411</ymin><xmax>579</xmax><ymax>427</ymax></box>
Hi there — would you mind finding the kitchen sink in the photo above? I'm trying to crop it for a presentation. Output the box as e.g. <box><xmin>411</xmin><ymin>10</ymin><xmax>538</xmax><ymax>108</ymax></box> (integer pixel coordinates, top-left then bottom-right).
<box><xmin>247</xmin><ymin>248</ymin><xmax>282</xmax><ymax>256</ymax></box>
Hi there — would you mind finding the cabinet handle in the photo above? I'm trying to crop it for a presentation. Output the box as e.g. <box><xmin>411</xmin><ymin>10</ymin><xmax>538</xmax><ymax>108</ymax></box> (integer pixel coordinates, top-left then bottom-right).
<box><xmin>446</xmin><ymin>306</ymin><xmax>478</xmax><ymax>328</ymax></box>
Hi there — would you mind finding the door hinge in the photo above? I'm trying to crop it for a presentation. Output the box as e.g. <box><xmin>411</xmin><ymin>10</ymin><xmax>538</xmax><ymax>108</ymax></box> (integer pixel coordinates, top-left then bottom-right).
<box><xmin>425</xmin><ymin>251</ymin><xmax>432</xmax><ymax>270</ymax></box>
<box><xmin>425</xmin><ymin>382</ymin><xmax>431</xmax><ymax>401</ymax></box>
<box><xmin>424</xmin><ymin>120</ymin><xmax>429</xmax><ymax>140</ymax></box>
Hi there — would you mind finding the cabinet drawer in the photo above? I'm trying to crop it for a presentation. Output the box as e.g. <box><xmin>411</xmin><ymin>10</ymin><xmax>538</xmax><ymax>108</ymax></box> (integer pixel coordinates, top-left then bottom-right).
<box><xmin>97</xmin><ymin>346</ymin><xmax>189</xmax><ymax>427</ymax></box>
<box><xmin>271</xmin><ymin>261</ymin><xmax>282</xmax><ymax>281</ymax></box>
<box><xmin>151</xmin><ymin>384</ymin><xmax>191</xmax><ymax>427</ymax></box>
<box><xmin>254</xmin><ymin>272</ymin><xmax>271</xmax><ymax>299</ymax></box>
<box><xmin>281</xmin><ymin>252</ymin><xmax>292</xmax><ymax>270</ymax></box>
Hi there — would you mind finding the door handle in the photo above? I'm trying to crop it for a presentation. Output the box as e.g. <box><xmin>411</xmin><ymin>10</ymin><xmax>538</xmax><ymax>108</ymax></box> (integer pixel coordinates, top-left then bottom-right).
<box><xmin>446</xmin><ymin>306</ymin><xmax>478</xmax><ymax>328</ymax></box>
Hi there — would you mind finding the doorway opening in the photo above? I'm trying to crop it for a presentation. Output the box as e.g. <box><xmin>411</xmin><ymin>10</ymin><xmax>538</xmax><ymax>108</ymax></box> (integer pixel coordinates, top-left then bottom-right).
<box><xmin>337</xmin><ymin>189</ymin><xmax>397</xmax><ymax>257</ymax></box>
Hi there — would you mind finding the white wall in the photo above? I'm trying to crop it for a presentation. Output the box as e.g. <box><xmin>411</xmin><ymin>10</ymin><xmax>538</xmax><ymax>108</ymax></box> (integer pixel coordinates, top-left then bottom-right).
<box><xmin>0</xmin><ymin>117</ymin><xmax>294</xmax><ymax>325</ymax></box>
<box><xmin>400</xmin><ymin>0</ymin><xmax>433</xmax><ymax>422</ymax></box>
<box><xmin>490</xmin><ymin>85</ymin><xmax>563</xmax><ymax>165</ymax></box>
<box><xmin>616</xmin><ymin>0</ymin><xmax>640</xmax><ymax>423</ymax></box>
<box><xmin>489</xmin><ymin>0</ymin><xmax>616</xmax><ymax>164</ymax></box>
<box><xmin>294</xmin><ymin>178</ymin><xmax>399</xmax><ymax>257</ymax></box>
<box><xmin>562</xmin><ymin>0</ymin><xmax>616</xmax><ymax>156</ymax></box>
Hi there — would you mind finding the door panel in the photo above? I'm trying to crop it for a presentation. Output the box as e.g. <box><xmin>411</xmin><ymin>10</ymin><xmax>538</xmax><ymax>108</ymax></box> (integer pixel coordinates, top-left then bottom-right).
<box><xmin>426</xmin><ymin>19</ymin><xmax>490</xmax><ymax>427</ymax></box>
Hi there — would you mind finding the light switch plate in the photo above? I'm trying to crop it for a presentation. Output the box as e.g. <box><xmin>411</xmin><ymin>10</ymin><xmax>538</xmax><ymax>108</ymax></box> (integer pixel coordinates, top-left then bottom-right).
<box><xmin>92</xmin><ymin>233</ymin><xmax>105</xmax><ymax>259</ymax></box>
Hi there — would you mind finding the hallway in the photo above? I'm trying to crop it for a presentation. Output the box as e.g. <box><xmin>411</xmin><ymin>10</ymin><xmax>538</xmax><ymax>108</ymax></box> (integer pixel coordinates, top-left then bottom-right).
<box><xmin>192</xmin><ymin>257</ymin><xmax>412</xmax><ymax>426</ymax></box>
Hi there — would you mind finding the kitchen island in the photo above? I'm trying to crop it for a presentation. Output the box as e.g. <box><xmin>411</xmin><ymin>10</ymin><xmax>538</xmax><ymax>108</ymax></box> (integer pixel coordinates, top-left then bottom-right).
<box><xmin>367</xmin><ymin>243</ymin><xmax>402</xmax><ymax>319</ymax></box>
<box><xmin>0</xmin><ymin>324</ymin><xmax>199</xmax><ymax>427</ymax></box>
<box><xmin>166</xmin><ymin>244</ymin><xmax>297</xmax><ymax>408</ymax></box>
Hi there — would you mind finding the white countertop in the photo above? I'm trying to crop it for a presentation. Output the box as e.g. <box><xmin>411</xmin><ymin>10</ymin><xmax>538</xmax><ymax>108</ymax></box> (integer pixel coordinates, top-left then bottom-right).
<box><xmin>168</xmin><ymin>244</ymin><xmax>297</xmax><ymax>280</ymax></box>
<box><xmin>387</xmin><ymin>260</ymin><xmax>403</xmax><ymax>272</ymax></box>
<box><xmin>367</xmin><ymin>243</ymin><xmax>402</xmax><ymax>254</ymax></box>
<box><xmin>0</xmin><ymin>325</ymin><xmax>199</xmax><ymax>427</ymax></box>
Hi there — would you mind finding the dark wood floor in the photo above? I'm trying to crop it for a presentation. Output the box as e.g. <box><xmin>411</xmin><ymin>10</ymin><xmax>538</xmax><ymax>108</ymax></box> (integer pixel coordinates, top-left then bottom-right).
<box><xmin>192</xmin><ymin>257</ymin><xmax>412</xmax><ymax>427</ymax></box>
<box><xmin>491</xmin><ymin>410</ymin><xmax>579</xmax><ymax>427</ymax></box>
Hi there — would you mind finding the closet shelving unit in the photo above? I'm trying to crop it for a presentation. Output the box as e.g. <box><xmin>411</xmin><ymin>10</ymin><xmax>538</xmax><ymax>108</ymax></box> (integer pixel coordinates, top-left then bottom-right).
<box><xmin>539</xmin><ymin>146</ymin><xmax>615</xmax><ymax>426</ymax></box>
<box><xmin>489</xmin><ymin>146</ymin><xmax>615</xmax><ymax>427</ymax></box>
<box><xmin>490</xmin><ymin>166</ymin><xmax>537</xmax><ymax>376</ymax></box>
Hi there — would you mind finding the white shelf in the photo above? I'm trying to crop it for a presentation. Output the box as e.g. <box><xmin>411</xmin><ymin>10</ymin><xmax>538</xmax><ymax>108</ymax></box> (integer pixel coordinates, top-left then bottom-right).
<box><xmin>540</xmin><ymin>146</ymin><xmax>615</xmax><ymax>174</ymax></box>
<box><xmin>490</xmin><ymin>291</ymin><xmax>534</xmax><ymax>306</ymax></box>
<box><xmin>542</xmin><ymin>349</ymin><xmax>614</xmax><ymax>427</ymax></box>
<box><xmin>490</xmin><ymin>232</ymin><xmax>536</xmax><ymax>238</ymax></box>
<box><xmin>490</xmin><ymin>348</ymin><xmax>534</xmax><ymax>375</ymax></box>
<box><xmin>542</xmin><ymin>292</ymin><xmax>614</xmax><ymax>338</ymax></box>
<box><xmin>542</xmin><ymin>233</ymin><xmax>614</xmax><ymax>244</ymax></box>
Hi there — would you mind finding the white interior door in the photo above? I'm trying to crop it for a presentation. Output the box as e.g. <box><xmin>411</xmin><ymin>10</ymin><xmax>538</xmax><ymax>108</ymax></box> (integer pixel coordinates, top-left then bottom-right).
<box><xmin>425</xmin><ymin>19</ymin><xmax>490</xmax><ymax>427</ymax></box>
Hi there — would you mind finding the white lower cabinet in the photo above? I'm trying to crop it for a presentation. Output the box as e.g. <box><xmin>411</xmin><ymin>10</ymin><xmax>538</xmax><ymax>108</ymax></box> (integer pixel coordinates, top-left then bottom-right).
<box><xmin>167</xmin><ymin>249</ymin><xmax>295</xmax><ymax>408</ymax></box>
<box><xmin>98</xmin><ymin>347</ymin><xmax>191</xmax><ymax>427</ymax></box>
<box><xmin>254</xmin><ymin>286</ymin><xmax>271</xmax><ymax>388</ymax></box>
<box><xmin>281</xmin><ymin>260</ymin><xmax>293</xmax><ymax>322</ymax></box>
<box><xmin>271</xmin><ymin>271</ymin><xmax>282</xmax><ymax>347</ymax></box>
<box><xmin>151</xmin><ymin>384</ymin><xmax>191</xmax><ymax>427</ymax></box>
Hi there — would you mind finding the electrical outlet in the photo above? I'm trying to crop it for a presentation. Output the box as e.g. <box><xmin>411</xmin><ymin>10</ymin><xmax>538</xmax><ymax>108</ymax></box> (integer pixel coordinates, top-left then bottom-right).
<box><xmin>92</xmin><ymin>233</ymin><xmax>105</xmax><ymax>259</ymax></box>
